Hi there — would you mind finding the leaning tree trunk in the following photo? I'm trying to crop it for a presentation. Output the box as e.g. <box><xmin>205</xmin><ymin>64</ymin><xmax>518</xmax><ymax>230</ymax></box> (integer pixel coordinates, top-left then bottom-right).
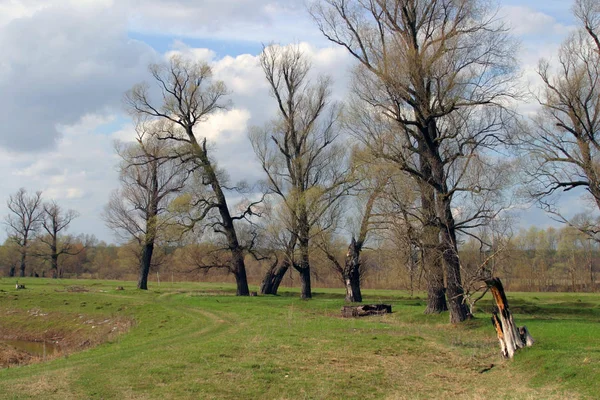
<box><xmin>231</xmin><ymin>247</ymin><xmax>250</xmax><ymax>296</ymax></box>
<box><xmin>192</xmin><ymin>135</ymin><xmax>250</xmax><ymax>296</ymax></box>
<box><xmin>344</xmin><ymin>237</ymin><xmax>363</xmax><ymax>303</ymax></box>
<box><xmin>486</xmin><ymin>278</ymin><xmax>534</xmax><ymax>358</ymax></box>
<box><xmin>260</xmin><ymin>261</ymin><xmax>290</xmax><ymax>295</ymax></box>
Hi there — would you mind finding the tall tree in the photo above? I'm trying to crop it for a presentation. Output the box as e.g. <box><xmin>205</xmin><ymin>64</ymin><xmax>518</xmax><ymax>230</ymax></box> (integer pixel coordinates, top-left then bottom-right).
<box><xmin>39</xmin><ymin>201</ymin><xmax>79</xmax><ymax>278</ymax></box>
<box><xmin>312</xmin><ymin>0</ymin><xmax>518</xmax><ymax>322</ymax></box>
<box><xmin>126</xmin><ymin>56</ymin><xmax>253</xmax><ymax>296</ymax></box>
<box><xmin>251</xmin><ymin>44</ymin><xmax>349</xmax><ymax>299</ymax></box>
<box><xmin>105</xmin><ymin>127</ymin><xmax>188</xmax><ymax>290</ymax></box>
<box><xmin>317</xmin><ymin>149</ymin><xmax>393</xmax><ymax>302</ymax></box>
<box><xmin>4</xmin><ymin>188</ymin><xmax>43</xmax><ymax>277</ymax></box>
<box><xmin>520</xmin><ymin>0</ymin><xmax>600</xmax><ymax>239</ymax></box>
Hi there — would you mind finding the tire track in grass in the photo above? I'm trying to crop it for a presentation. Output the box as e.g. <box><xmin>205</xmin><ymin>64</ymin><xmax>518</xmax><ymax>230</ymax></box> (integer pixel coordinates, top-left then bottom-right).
<box><xmin>0</xmin><ymin>289</ymin><xmax>237</xmax><ymax>399</ymax></box>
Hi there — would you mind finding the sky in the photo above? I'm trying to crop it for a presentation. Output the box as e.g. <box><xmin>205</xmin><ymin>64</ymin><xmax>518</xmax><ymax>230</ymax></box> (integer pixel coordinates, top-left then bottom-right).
<box><xmin>0</xmin><ymin>0</ymin><xmax>589</xmax><ymax>243</ymax></box>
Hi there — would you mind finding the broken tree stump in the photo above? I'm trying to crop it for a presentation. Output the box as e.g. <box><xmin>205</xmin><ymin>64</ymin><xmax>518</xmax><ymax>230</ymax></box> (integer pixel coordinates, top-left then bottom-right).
<box><xmin>485</xmin><ymin>278</ymin><xmax>534</xmax><ymax>358</ymax></box>
<box><xmin>341</xmin><ymin>304</ymin><xmax>392</xmax><ymax>318</ymax></box>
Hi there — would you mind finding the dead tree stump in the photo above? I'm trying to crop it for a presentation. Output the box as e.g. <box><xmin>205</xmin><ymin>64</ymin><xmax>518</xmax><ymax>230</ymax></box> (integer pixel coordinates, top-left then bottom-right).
<box><xmin>341</xmin><ymin>304</ymin><xmax>392</xmax><ymax>318</ymax></box>
<box><xmin>485</xmin><ymin>278</ymin><xmax>534</xmax><ymax>358</ymax></box>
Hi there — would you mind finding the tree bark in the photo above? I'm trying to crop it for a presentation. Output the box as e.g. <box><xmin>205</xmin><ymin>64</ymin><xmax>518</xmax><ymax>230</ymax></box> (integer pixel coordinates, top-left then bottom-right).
<box><xmin>430</xmin><ymin>138</ymin><xmax>469</xmax><ymax>323</ymax></box>
<box><xmin>51</xmin><ymin>253</ymin><xmax>59</xmax><ymax>279</ymax></box>
<box><xmin>344</xmin><ymin>237</ymin><xmax>363</xmax><ymax>303</ymax></box>
<box><xmin>19</xmin><ymin>252</ymin><xmax>26</xmax><ymax>277</ymax></box>
<box><xmin>296</xmin><ymin>208</ymin><xmax>312</xmax><ymax>299</ymax></box>
<box><xmin>231</xmin><ymin>247</ymin><xmax>250</xmax><ymax>296</ymax></box>
<box><xmin>50</xmin><ymin>234</ymin><xmax>59</xmax><ymax>279</ymax></box>
<box><xmin>192</xmin><ymin>136</ymin><xmax>250</xmax><ymax>296</ymax></box>
<box><xmin>138</xmin><ymin>242</ymin><xmax>154</xmax><ymax>290</ymax></box>
<box><xmin>420</xmin><ymin>169</ymin><xmax>448</xmax><ymax>314</ymax></box>
<box><xmin>299</xmin><ymin>265</ymin><xmax>312</xmax><ymax>300</ymax></box>
<box><xmin>8</xmin><ymin>266</ymin><xmax>16</xmax><ymax>277</ymax></box>
<box><xmin>486</xmin><ymin>277</ymin><xmax>534</xmax><ymax>358</ymax></box>
<box><xmin>260</xmin><ymin>261</ymin><xmax>290</xmax><ymax>295</ymax></box>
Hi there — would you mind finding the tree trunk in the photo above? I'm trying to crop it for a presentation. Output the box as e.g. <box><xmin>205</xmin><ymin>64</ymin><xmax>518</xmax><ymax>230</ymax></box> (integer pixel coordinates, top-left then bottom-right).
<box><xmin>486</xmin><ymin>277</ymin><xmax>534</xmax><ymax>358</ymax></box>
<box><xmin>439</xmin><ymin>200</ymin><xmax>470</xmax><ymax>323</ymax></box>
<box><xmin>420</xmin><ymin>174</ymin><xmax>447</xmax><ymax>314</ymax></box>
<box><xmin>431</xmin><ymin>142</ymin><xmax>469</xmax><ymax>323</ymax></box>
<box><xmin>297</xmin><ymin>214</ymin><xmax>312</xmax><ymax>299</ymax></box>
<box><xmin>51</xmin><ymin>252</ymin><xmax>59</xmax><ymax>279</ymax></box>
<box><xmin>8</xmin><ymin>266</ymin><xmax>16</xmax><ymax>277</ymax></box>
<box><xmin>232</xmin><ymin>248</ymin><xmax>250</xmax><ymax>296</ymax></box>
<box><xmin>344</xmin><ymin>237</ymin><xmax>363</xmax><ymax>303</ymax></box>
<box><xmin>19</xmin><ymin>253</ymin><xmax>26</xmax><ymax>278</ymax></box>
<box><xmin>138</xmin><ymin>242</ymin><xmax>154</xmax><ymax>290</ymax></box>
<box><xmin>260</xmin><ymin>261</ymin><xmax>290</xmax><ymax>295</ymax></box>
<box><xmin>299</xmin><ymin>265</ymin><xmax>312</xmax><ymax>299</ymax></box>
<box><xmin>192</xmin><ymin>137</ymin><xmax>250</xmax><ymax>296</ymax></box>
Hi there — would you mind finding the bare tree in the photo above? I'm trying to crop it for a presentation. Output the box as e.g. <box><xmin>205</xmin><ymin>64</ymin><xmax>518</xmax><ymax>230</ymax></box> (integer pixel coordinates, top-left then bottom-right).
<box><xmin>521</xmin><ymin>0</ymin><xmax>600</xmax><ymax>239</ymax></box>
<box><xmin>317</xmin><ymin>148</ymin><xmax>393</xmax><ymax>302</ymax></box>
<box><xmin>312</xmin><ymin>0</ymin><xmax>518</xmax><ymax>322</ymax></box>
<box><xmin>250</xmin><ymin>44</ymin><xmax>350</xmax><ymax>299</ymax></box>
<box><xmin>125</xmin><ymin>56</ymin><xmax>255</xmax><ymax>296</ymax></box>
<box><xmin>105</xmin><ymin>127</ymin><xmax>189</xmax><ymax>290</ymax></box>
<box><xmin>38</xmin><ymin>201</ymin><xmax>79</xmax><ymax>278</ymax></box>
<box><xmin>256</xmin><ymin>199</ymin><xmax>298</xmax><ymax>295</ymax></box>
<box><xmin>4</xmin><ymin>188</ymin><xmax>43</xmax><ymax>277</ymax></box>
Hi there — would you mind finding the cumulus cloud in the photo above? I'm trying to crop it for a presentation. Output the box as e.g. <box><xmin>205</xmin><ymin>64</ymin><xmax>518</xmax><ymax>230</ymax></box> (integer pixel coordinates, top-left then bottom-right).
<box><xmin>0</xmin><ymin>0</ymin><xmax>580</xmax><ymax>242</ymax></box>
<box><xmin>0</xmin><ymin>113</ymin><xmax>122</xmax><ymax>241</ymax></box>
<box><xmin>0</xmin><ymin>1</ymin><xmax>156</xmax><ymax>151</ymax></box>
<box><xmin>124</xmin><ymin>0</ymin><xmax>322</xmax><ymax>44</ymax></box>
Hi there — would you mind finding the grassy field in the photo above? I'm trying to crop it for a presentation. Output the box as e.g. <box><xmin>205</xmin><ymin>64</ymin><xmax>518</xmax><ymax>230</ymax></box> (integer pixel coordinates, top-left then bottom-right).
<box><xmin>0</xmin><ymin>278</ymin><xmax>598</xmax><ymax>399</ymax></box>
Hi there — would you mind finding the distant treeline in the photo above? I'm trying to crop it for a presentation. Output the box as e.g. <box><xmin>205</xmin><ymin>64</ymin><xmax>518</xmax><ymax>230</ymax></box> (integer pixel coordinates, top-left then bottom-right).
<box><xmin>1</xmin><ymin>225</ymin><xmax>597</xmax><ymax>293</ymax></box>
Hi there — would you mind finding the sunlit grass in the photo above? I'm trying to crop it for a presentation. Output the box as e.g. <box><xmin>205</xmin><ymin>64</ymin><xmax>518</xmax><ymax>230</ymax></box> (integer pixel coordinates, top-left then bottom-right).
<box><xmin>0</xmin><ymin>277</ymin><xmax>598</xmax><ymax>399</ymax></box>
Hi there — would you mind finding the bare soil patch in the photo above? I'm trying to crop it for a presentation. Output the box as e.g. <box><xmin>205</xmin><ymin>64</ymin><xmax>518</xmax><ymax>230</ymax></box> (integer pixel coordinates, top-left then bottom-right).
<box><xmin>0</xmin><ymin>308</ymin><xmax>132</xmax><ymax>368</ymax></box>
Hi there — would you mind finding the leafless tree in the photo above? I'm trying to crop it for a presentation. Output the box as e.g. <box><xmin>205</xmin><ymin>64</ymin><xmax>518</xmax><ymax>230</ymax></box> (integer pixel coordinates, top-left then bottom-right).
<box><xmin>520</xmin><ymin>0</ymin><xmax>600</xmax><ymax>240</ymax></box>
<box><xmin>254</xmin><ymin>198</ymin><xmax>298</xmax><ymax>295</ymax></box>
<box><xmin>312</xmin><ymin>0</ymin><xmax>518</xmax><ymax>322</ymax></box>
<box><xmin>38</xmin><ymin>201</ymin><xmax>79</xmax><ymax>278</ymax></box>
<box><xmin>4</xmin><ymin>188</ymin><xmax>43</xmax><ymax>277</ymax></box>
<box><xmin>105</xmin><ymin>126</ymin><xmax>189</xmax><ymax>290</ymax></box>
<box><xmin>125</xmin><ymin>56</ymin><xmax>255</xmax><ymax>296</ymax></box>
<box><xmin>250</xmin><ymin>44</ymin><xmax>351</xmax><ymax>299</ymax></box>
<box><xmin>317</xmin><ymin>148</ymin><xmax>394</xmax><ymax>302</ymax></box>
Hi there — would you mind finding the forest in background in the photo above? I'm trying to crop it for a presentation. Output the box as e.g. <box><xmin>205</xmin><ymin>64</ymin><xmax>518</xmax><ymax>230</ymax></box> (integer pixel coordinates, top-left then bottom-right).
<box><xmin>1</xmin><ymin>224</ymin><xmax>598</xmax><ymax>294</ymax></box>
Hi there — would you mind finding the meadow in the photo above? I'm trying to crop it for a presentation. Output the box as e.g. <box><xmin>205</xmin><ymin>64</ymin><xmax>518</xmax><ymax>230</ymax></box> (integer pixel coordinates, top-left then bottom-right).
<box><xmin>0</xmin><ymin>278</ymin><xmax>598</xmax><ymax>399</ymax></box>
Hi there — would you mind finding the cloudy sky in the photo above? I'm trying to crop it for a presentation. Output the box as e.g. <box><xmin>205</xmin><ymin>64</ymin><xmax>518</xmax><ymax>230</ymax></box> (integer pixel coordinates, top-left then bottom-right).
<box><xmin>0</xmin><ymin>0</ymin><xmax>587</xmax><ymax>243</ymax></box>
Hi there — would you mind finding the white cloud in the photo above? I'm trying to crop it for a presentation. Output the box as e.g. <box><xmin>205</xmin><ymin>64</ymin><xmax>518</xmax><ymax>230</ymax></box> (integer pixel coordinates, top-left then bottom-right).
<box><xmin>203</xmin><ymin>109</ymin><xmax>251</xmax><ymax>142</ymax></box>
<box><xmin>501</xmin><ymin>6</ymin><xmax>573</xmax><ymax>37</ymax></box>
<box><xmin>0</xmin><ymin>0</ymin><xmax>581</xmax><ymax>242</ymax></box>
<box><xmin>0</xmin><ymin>1</ymin><xmax>156</xmax><ymax>151</ymax></box>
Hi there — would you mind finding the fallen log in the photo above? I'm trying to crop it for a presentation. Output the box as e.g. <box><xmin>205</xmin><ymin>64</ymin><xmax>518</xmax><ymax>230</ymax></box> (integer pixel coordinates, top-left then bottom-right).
<box><xmin>485</xmin><ymin>278</ymin><xmax>534</xmax><ymax>358</ymax></box>
<box><xmin>341</xmin><ymin>304</ymin><xmax>392</xmax><ymax>318</ymax></box>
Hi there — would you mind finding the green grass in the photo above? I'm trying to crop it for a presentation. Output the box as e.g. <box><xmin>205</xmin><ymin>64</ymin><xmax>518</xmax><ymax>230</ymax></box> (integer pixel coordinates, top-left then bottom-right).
<box><xmin>0</xmin><ymin>278</ymin><xmax>598</xmax><ymax>399</ymax></box>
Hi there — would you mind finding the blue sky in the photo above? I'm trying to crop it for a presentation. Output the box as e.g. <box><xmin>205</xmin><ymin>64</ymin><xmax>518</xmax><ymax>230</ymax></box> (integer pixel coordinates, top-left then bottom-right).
<box><xmin>0</xmin><ymin>0</ymin><xmax>590</xmax><ymax>243</ymax></box>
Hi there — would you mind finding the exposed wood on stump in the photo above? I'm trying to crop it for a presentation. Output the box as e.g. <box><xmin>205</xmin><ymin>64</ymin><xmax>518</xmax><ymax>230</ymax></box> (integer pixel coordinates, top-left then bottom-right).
<box><xmin>341</xmin><ymin>304</ymin><xmax>392</xmax><ymax>318</ymax></box>
<box><xmin>344</xmin><ymin>237</ymin><xmax>363</xmax><ymax>303</ymax></box>
<box><xmin>485</xmin><ymin>278</ymin><xmax>534</xmax><ymax>358</ymax></box>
